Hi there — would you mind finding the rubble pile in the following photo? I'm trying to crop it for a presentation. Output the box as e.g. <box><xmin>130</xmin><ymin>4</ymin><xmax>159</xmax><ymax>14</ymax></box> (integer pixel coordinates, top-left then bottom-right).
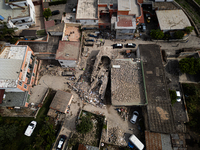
<box><xmin>111</xmin><ymin>60</ymin><xmax>145</xmax><ymax>104</ymax></box>
<box><xmin>101</xmin><ymin>127</ymin><xmax>127</xmax><ymax>146</ymax></box>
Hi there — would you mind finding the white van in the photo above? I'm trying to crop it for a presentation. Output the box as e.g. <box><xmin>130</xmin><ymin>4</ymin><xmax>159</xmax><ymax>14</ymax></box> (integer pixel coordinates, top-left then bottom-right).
<box><xmin>129</xmin><ymin>134</ymin><xmax>144</xmax><ymax>150</ymax></box>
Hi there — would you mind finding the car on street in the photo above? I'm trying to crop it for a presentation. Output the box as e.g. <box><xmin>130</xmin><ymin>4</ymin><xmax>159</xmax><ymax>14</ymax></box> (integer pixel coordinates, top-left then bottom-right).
<box><xmin>146</xmin><ymin>13</ymin><xmax>151</xmax><ymax>23</ymax></box>
<box><xmin>88</xmin><ymin>33</ymin><xmax>98</xmax><ymax>38</ymax></box>
<box><xmin>56</xmin><ymin>135</ymin><xmax>67</xmax><ymax>150</ymax></box>
<box><xmin>130</xmin><ymin>111</ymin><xmax>139</xmax><ymax>124</ymax></box>
<box><xmin>125</xmin><ymin>43</ymin><xmax>136</xmax><ymax>48</ymax></box>
<box><xmin>85</xmin><ymin>38</ymin><xmax>95</xmax><ymax>42</ymax></box>
<box><xmin>52</xmin><ymin>10</ymin><xmax>60</xmax><ymax>16</ymax></box>
<box><xmin>24</xmin><ymin>121</ymin><xmax>37</xmax><ymax>136</ymax></box>
<box><xmin>140</xmin><ymin>23</ymin><xmax>146</xmax><ymax>32</ymax></box>
<box><xmin>113</xmin><ymin>43</ymin><xmax>123</xmax><ymax>49</ymax></box>
<box><xmin>176</xmin><ymin>91</ymin><xmax>181</xmax><ymax>102</ymax></box>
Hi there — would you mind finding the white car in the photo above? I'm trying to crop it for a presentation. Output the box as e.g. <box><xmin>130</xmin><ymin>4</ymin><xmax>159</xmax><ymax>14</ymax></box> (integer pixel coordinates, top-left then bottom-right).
<box><xmin>130</xmin><ymin>111</ymin><xmax>139</xmax><ymax>124</ymax></box>
<box><xmin>24</xmin><ymin>121</ymin><xmax>37</xmax><ymax>136</ymax></box>
<box><xmin>176</xmin><ymin>91</ymin><xmax>181</xmax><ymax>102</ymax></box>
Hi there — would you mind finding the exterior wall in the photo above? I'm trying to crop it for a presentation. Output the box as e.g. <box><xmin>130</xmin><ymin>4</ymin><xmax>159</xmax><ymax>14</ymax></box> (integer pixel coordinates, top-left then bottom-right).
<box><xmin>5</xmin><ymin>88</ymin><xmax>23</xmax><ymax>92</ymax></box>
<box><xmin>17</xmin><ymin>46</ymin><xmax>38</xmax><ymax>94</ymax></box>
<box><xmin>79</xmin><ymin>20</ymin><xmax>98</xmax><ymax>25</ymax></box>
<box><xmin>116</xmin><ymin>29</ymin><xmax>135</xmax><ymax>39</ymax></box>
<box><xmin>58</xmin><ymin>60</ymin><xmax>77</xmax><ymax>68</ymax></box>
<box><xmin>117</xmin><ymin>11</ymin><xmax>129</xmax><ymax>15</ymax></box>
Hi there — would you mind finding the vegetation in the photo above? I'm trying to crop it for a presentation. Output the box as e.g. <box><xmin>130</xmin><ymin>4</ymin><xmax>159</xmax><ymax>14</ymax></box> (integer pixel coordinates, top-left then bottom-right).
<box><xmin>150</xmin><ymin>29</ymin><xmax>164</xmax><ymax>39</ymax></box>
<box><xmin>179</xmin><ymin>57</ymin><xmax>200</xmax><ymax>75</ymax></box>
<box><xmin>43</xmin><ymin>8</ymin><xmax>52</xmax><ymax>21</ymax></box>
<box><xmin>76</xmin><ymin>116</ymin><xmax>93</xmax><ymax>134</ymax></box>
<box><xmin>185</xmin><ymin>26</ymin><xmax>194</xmax><ymax>34</ymax></box>
<box><xmin>182</xmin><ymin>83</ymin><xmax>200</xmax><ymax>134</ymax></box>
<box><xmin>49</xmin><ymin>0</ymin><xmax>67</xmax><ymax>6</ymax></box>
<box><xmin>0</xmin><ymin>90</ymin><xmax>57</xmax><ymax>150</ymax></box>
<box><xmin>174</xmin><ymin>30</ymin><xmax>184</xmax><ymax>39</ymax></box>
<box><xmin>0</xmin><ymin>22</ymin><xmax>18</xmax><ymax>44</ymax></box>
<box><xmin>169</xmin><ymin>89</ymin><xmax>177</xmax><ymax>106</ymax></box>
<box><xmin>36</xmin><ymin>29</ymin><xmax>46</xmax><ymax>36</ymax></box>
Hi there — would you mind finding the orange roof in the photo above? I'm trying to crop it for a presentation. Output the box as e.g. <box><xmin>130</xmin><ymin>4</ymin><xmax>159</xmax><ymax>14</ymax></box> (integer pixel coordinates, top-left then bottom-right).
<box><xmin>117</xmin><ymin>16</ymin><xmax>133</xmax><ymax>27</ymax></box>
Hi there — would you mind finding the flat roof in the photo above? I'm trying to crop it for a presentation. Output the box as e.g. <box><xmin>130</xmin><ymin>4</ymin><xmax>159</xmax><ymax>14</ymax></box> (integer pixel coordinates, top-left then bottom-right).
<box><xmin>118</xmin><ymin>0</ymin><xmax>131</xmax><ymax>11</ymax></box>
<box><xmin>56</xmin><ymin>41</ymin><xmax>80</xmax><ymax>60</ymax></box>
<box><xmin>115</xmin><ymin>15</ymin><xmax>136</xmax><ymax>29</ymax></box>
<box><xmin>111</xmin><ymin>59</ymin><xmax>146</xmax><ymax>106</ymax></box>
<box><xmin>139</xmin><ymin>44</ymin><xmax>175</xmax><ymax>133</ymax></box>
<box><xmin>50</xmin><ymin>90</ymin><xmax>72</xmax><ymax>113</ymax></box>
<box><xmin>129</xmin><ymin>0</ymin><xmax>141</xmax><ymax>17</ymax></box>
<box><xmin>0</xmin><ymin>1</ymin><xmax>30</xmax><ymax>21</ymax></box>
<box><xmin>62</xmin><ymin>25</ymin><xmax>81</xmax><ymax>41</ymax></box>
<box><xmin>0</xmin><ymin>91</ymin><xmax>28</xmax><ymax>107</ymax></box>
<box><xmin>0</xmin><ymin>46</ymin><xmax>27</xmax><ymax>60</ymax></box>
<box><xmin>76</xmin><ymin>0</ymin><xmax>98</xmax><ymax>19</ymax></box>
<box><xmin>156</xmin><ymin>10</ymin><xmax>191</xmax><ymax>31</ymax></box>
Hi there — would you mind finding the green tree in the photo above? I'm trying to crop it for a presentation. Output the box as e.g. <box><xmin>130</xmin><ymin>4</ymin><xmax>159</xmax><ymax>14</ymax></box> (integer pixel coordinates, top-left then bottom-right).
<box><xmin>169</xmin><ymin>89</ymin><xmax>177</xmax><ymax>106</ymax></box>
<box><xmin>179</xmin><ymin>57</ymin><xmax>200</xmax><ymax>75</ymax></box>
<box><xmin>0</xmin><ymin>22</ymin><xmax>17</xmax><ymax>42</ymax></box>
<box><xmin>0</xmin><ymin>124</ymin><xmax>18</xmax><ymax>147</ymax></box>
<box><xmin>174</xmin><ymin>30</ymin><xmax>184</xmax><ymax>39</ymax></box>
<box><xmin>185</xmin><ymin>26</ymin><xmax>194</xmax><ymax>34</ymax></box>
<box><xmin>150</xmin><ymin>29</ymin><xmax>164</xmax><ymax>39</ymax></box>
<box><xmin>76</xmin><ymin>116</ymin><xmax>93</xmax><ymax>134</ymax></box>
<box><xmin>43</xmin><ymin>8</ymin><xmax>52</xmax><ymax>21</ymax></box>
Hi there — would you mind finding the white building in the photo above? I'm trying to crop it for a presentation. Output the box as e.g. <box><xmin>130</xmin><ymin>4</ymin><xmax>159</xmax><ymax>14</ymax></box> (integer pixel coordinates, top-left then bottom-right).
<box><xmin>0</xmin><ymin>0</ymin><xmax>35</xmax><ymax>30</ymax></box>
<box><xmin>76</xmin><ymin>0</ymin><xmax>98</xmax><ymax>25</ymax></box>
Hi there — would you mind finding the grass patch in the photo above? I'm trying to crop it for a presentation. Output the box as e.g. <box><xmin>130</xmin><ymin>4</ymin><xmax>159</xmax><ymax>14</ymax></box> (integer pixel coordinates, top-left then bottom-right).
<box><xmin>36</xmin><ymin>29</ymin><xmax>46</xmax><ymax>36</ymax></box>
<box><xmin>0</xmin><ymin>89</ymin><xmax>56</xmax><ymax>150</ymax></box>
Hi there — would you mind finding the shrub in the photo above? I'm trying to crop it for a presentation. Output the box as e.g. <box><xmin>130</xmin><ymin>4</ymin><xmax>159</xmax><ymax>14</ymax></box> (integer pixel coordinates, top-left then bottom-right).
<box><xmin>185</xmin><ymin>26</ymin><xmax>194</xmax><ymax>34</ymax></box>
<box><xmin>174</xmin><ymin>30</ymin><xmax>184</xmax><ymax>39</ymax></box>
<box><xmin>150</xmin><ymin>29</ymin><xmax>164</xmax><ymax>39</ymax></box>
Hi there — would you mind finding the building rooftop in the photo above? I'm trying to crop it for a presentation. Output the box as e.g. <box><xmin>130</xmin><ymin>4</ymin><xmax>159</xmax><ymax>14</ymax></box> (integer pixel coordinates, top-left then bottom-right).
<box><xmin>98</xmin><ymin>0</ymin><xmax>118</xmax><ymax>9</ymax></box>
<box><xmin>49</xmin><ymin>90</ymin><xmax>72</xmax><ymax>113</ymax></box>
<box><xmin>115</xmin><ymin>15</ymin><xmax>136</xmax><ymax>29</ymax></box>
<box><xmin>0</xmin><ymin>91</ymin><xmax>28</xmax><ymax>107</ymax></box>
<box><xmin>145</xmin><ymin>131</ymin><xmax>173</xmax><ymax>150</ymax></box>
<box><xmin>0</xmin><ymin>46</ymin><xmax>27</xmax><ymax>60</ymax></box>
<box><xmin>20</xmin><ymin>30</ymin><xmax>37</xmax><ymax>37</ymax></box>
<box><xmin>156</xmin><ymin>10</ymin><xmax>191</xmax><ymax>31</ymax></box>
<box><xmin>111</xmin><ymin>59</ymin><xmax>146</xmax><ymax>106</ymax></box>
<box><xmin>129</xmin><ymin>0</ymin><xmax>141</xmax><ymax>17</ymax></box>
<box><xmin>139</xmin><ymin>44</ymin><xmax>175</xmax><ymax>133</ymax></box>
<box><xmin>47</xmin><ymin>22</ymin><xmax>65</xmax><ymax>32</ymax></box>
<box><xmin>0</xmin><ymin>0</ymin><xmax>30</xmax><ymax>21</ymax></box>
<box><xmin>56</xmin><ymin>41</ymin><xmax>80</xmax><ymax>60</ymax></box>
<box><xmin>62</xmin><ymin>24</ymin><xmax>81</xmax><ymax>41</ymax></box>
<box><xmin>118</xmin><ymin>0</ymin><xmax>131</xmax><ymax>11</ymax></box>
<box><xmin>76</xmin><ymin>0</ymin><xmax>98</xmax><ymax>19</ymax></box>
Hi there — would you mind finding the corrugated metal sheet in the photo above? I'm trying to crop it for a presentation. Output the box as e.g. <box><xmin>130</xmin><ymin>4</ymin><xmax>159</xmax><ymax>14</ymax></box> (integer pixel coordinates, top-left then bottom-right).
<box><xmin>145</xmin><ymin>131</ymin><xmax>162</xmax><ymax>150</ymax></box>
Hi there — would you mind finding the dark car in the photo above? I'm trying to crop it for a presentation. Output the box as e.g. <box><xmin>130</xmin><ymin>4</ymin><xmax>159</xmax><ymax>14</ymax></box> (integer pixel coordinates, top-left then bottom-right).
<box><xmin>113</xmin><ymin>43</ymin><xmax>123</xmax><ymax>49</ymax></box>
<box><xmin>85</xmin><ymin>38</ymin><xmax>95</xmax><ymax>42</ymax></box>
<box><xmin>88</xmin><ymin>33</ymin><xmax>98</xmax><ymax>38</ymax></box>
<box><xmin>56</xmin><ymin>135</ymin><xmax>67</xmax><ymax>150</ymax></box>
<box><xmin>52</xmin><ymin>10</ymin><xmax>60</xmax><ymax>16</ymax></box>
<box><xmin>125</xmin><ymin>43</ymin><xmax>136</xmax><ymax>48</ymax></box>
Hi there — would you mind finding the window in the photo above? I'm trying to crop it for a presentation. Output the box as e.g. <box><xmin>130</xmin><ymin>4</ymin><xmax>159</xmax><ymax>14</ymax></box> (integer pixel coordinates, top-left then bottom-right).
<box><xmin>29</xmin><ymin>64</ymin><xmax>33</xmax><ymax>70</ymax></box>
<box><xmin>18</xmin><ymin>81</ymin><xmax>22</xmax><ymax>86</ymax></box>
<box><xmin>30</xmin><ymin>54</ymin><xmax>34</xmax><ymax>60</ymax></box>
<box><xmin>61</xmin><ymin>65</ymin><xmax>65</xmax><ymax>67</ymax></box>
<box><xmin>26</xmin><ymin>72</ymin><xmax>31</xmax><ymax>78</ymax></box>
<box><xmin>60</xmin><ymin>61</ymin><xmax>63</xmax><ymax>64</ymax></box>
<box><xmin>32</xmin><ymin>73</ymin><xmax>35</xmax><ymax>77</ymax></box>
<box><xmin>24</xmin><ymin>84</ymin><xmax>27</xmax><ymax>89</ymax></box>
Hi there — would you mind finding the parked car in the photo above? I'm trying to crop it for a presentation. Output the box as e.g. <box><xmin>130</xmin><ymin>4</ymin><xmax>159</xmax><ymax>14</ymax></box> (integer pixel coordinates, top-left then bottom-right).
<box><xmin>130</xmin><ymin>111</ymin><xmax>139</xmax><ymax>124</ymax></box>
<box><xmin>84</xmin><ymin>41</ymin><xmax>94</xmax><ymax>46</ymax></box>
<box><xmin>113</xmin><ymin>43</ymin><xmax>123</xmax><ymax>49</ymax></box>
<box><xmin>125</xmin><ymin>43</ymin><xmax>136</xmax><ymax>48</ymax></box>
<box><xmin>24</xmin><ymin>121</ymin><xmax>37</xmax><ymax>136</ymax></box>
<box><xmin>88</xmin><ymin>33</ymin><xmax>98</xmax><ymax>38</ymax></box>
<box><xmin>146</xmin><ymin>13</ymin><xmax>151</xmax><ymax>23</ymax></box>
<box><xmin>140</xmin><ymin>23</ymin><xmax>146</xmax><ymax>32</ymax></box>
<box><xmin>85</xmin><ymin>38</ymin><xmax>95</xmax><ymax>42</ymax></box>
<box><xmin>56</xmin><ymin>135</ymin><xmax>67</xmax><ymax>150</ymax></box>
<box><xmin>176</xmin><ymin>91</ymin><xmax>181</xmax><ymax>102</ymax></box>
<box><xmin>52</xmin><ymin>10</ymin><xmax>60</xmax><ymax>16</ymax></box>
